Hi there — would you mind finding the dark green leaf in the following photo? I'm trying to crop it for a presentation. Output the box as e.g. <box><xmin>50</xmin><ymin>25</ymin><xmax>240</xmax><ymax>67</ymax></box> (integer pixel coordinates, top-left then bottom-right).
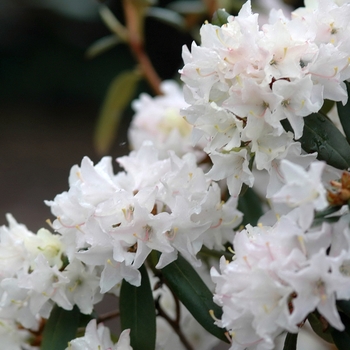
<box><xmin>337</xmin><ymin>81</ymin><xmax>350</xmax><ymax>143</ymax></box>
<box><xmin>120</xmin><ymin>264</ymin><xmax>156</xmax><ymax>350</ymax></box>
<box><xmin>314</xmin><ymin>205</ymin><xmax>342</xmax><ymax>219</ymax></box>
<box><xmin>282</xmin><ymin>112</ymin><xmax>350</xmax><ymax>170</ymax></box>
<box><xmin>167</xmin><ymin>1</ymin><xmax>206</xmax><ymax>15</ymax></box>
<box><xmin>337</xmin><ymin>300</ymin><xmax>350</xmax><ymax>319</ymax></box>
<box><xmin>146</xmin><ymin>7</ymin><xmax>186</xmax><ymax>31</ymax></box>
<box><xmin>238</xmin><ymin>187</ymin><xmax>264</xmax><ymax>227</ymax></box>
<box><xmin>320</xmin><ymin>99</ymin><xmax>335</xmax><ymax>115</ymax></box>
<box><xmin>308</xmin><ymin>312</ymin><xmax>334</xmax><ymax>344</ymax></box>
<box><xmin>94</xmin><ymin>70</ymin><xmax>141</xmax><ymax>155</ymax></box>
<box><xmin>283</xmin><ymin>332</ymin><xmax>298</xmax><ymax>350</ymax></box>
<box><xmin>331</xmin><ymin>312</ymin><xmax>350</xmax><ymax>350</ymax></box>
<box><xmin>85</xmin><ymin>35</ymin><xmax>121</xmax><ymax>59</ymax></box>
<box><xmin>212</xmin><ymin>9</ymin><xmax>230</xmax><ymax>26</ymax></box>
<box><xmin>160</xmin><ymin>253</ymin><xmax>229</xmax><ymax>343</ymax></box>
<box><xmin>41</xmin><ymin>305</ymin><xmax>81</xmax><ymax>350</ymax></box>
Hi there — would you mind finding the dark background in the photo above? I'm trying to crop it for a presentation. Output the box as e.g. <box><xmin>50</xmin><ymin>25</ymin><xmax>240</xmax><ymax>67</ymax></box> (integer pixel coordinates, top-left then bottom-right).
<box><xmin>0</xmin><ymin>0</ymin><xmax>194</xmax><ymax>231</ymax></box>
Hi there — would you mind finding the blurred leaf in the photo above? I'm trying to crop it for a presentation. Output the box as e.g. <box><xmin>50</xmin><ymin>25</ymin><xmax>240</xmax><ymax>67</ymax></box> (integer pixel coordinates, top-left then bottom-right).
<box><xmin>337</xmin><ymin>81</ymin><xmax>350</xmax><ymax>143</ymax></box>
<box><xmin>308</xmin><ymin>312</ymin><xmax>334</xmax><ymax>344</ymax></box>
<box><xmin>94</xmin><ymin>70</ymin><xmax>141</xmax><ymax>155</ymax></box>
<box><xmin>85</xmin><ymin>35</ymin><xmax>122</xmax><ymax>59</ymax></box>
<box><xmin>167</xmin><ymin>1</ymin><xmax>206</xmax><ymax>15</ymax></box>
<box><xmin>238</xmin><ymin>187</ymin><xmax>264</xmax><ymax>227</ymax></box>
<box><xmin>283</xmin><ymin>332</ymin><xmax>298</xmax><ymax>350</ymax></box>
<box><xmin>146</xmin><ymin>7</ymin><xmax>186</xmax><ymax>31</ymax></box>
<box><xmin>320</xmin><ymin>99</ymin><xmax>335</xmax><ymax>115</ymax></box>
<box><xmin>120</xmin><ymin>264</ymin><xmax>156</xmax><ymax>350</ymax></box>
<box><xmin>337</xmin><ymin>300</ymin><xmax>350</xmax><ymax>319</ymax></box>
<box><xmin>41</xmin><ymin>305</ymin><xmax>81</xmax><ymax>350</ymax></box>
<box><xmin>282</xmin><ymin>112</ymin><xmax>350</xmax><ymax>170</ymax></box>
<box><xmin>331</xmin><ymin>312</ymin><xmax>350</xmax><ymax>349</ymax></box>
<box><xmin>160</xmin><ymin>253</ymin><xmax>229</xmax><ymax>343</ymax></box>
<box><xmin>212</xmin><ymin>9</ymin><xmax>230</xmax><ymax>26</ymax></box>
<box><xmin>99</xmin><ymin>5</ymin><xmax>128</xmax><ymax>41</ymax></box>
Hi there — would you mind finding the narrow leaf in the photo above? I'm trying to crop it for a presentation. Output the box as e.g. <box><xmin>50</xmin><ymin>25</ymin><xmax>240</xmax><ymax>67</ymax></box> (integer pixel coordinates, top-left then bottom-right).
<box><xmin>94</xmin><ymin>70</ymin><xmax>140</xmax><ymax>155</ymax></box>
<box><xmin>167</xmin><ymin>1</ymin><xmax>205</xmax><ymax>15</ymax></box>
<box><xmin>146</xmin><ymin>7</ymin><xmax>186</xmax><ymax>31</ymax></box>
<box><xmin>41</xmin><ymin>305</ymin><xmax>81</xmax><ymax>350</ymax></box>
<box><xmin>337</xmin><ymin>300</ymin><xmax>350</xmax><ymax>319</ymax></box>
<box><xmin>85</xmin><ymin>35</ymin><xmax>121</xmax><ymax>59</ymax></box>
<box><xmin>120</xmin><ymin>264</ymin><xmax>156</xmax><ymax>350</ymax></box>
<box><xmin>308</xmin><ymin>312</ymin><xmax>334</xmax><ymax>344</ymax></box>
<box><xmin>238</xmin><ymin>187</ymin><xmax>264</xmax><ymax>227</ymax></box>
<box><xmin>331</xmin><ymin>312</ymin><xmax>350</xmax><ymax>350</ymax></box>
<box><xmin>337</xmin><ymin>81</ymin><xmax>350</xmax><ymax>143</ymax></box>
<box><xmin>282</xmin><ymin>112</ymin><xmax>350</xmax><ymax>170</ymax></box>
<box><xmin>160</xmin><ymin>253</ymin><xmax>229</xmax><ymax>343</ymax></box>
<box><xmin>212</xmin><ymin>9</ymin><xmax>230</xmax><ymax>26</ymax></box>
<box><xmin>283</xmin><ymin>332</ymin><xmax>298</xmax><ymax>350</ymax></box>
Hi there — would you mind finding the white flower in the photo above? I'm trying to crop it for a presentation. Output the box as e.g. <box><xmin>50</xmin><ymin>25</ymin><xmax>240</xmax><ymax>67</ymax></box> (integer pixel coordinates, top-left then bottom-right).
<box><xmin>272</xmin><ymin>160</ymin><xmax>328</xmax><ymax>211</ymax></box>
<box><xmin>66</xmin><ymin>319</ymin><xmax>132</xmax><ymax>350</ymax></box>
<box><xmin>128</xmin><ymin>80</ymin><xmax>204</xmax><ymax>160</ymax></box>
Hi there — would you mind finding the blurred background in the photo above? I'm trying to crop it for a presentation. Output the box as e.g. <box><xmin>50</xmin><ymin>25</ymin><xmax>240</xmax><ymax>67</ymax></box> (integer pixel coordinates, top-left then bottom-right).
<box><xmin>0</xmin><ymin>0</ymin><xmax>195</xmax><ymax>230</ymax></box>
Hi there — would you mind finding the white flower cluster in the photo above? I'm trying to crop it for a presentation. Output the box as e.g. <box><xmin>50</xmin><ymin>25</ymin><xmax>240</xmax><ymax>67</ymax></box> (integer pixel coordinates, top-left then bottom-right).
<box><xmin>66</xmin><ymin>320</ymin><xmax>132</xmax><ymax>350</ymax></box>
<box><xmin>46</xmin><ymin>141</ymin><xmax>242</xmax><ymax>293</ymax></box>
<box><xmin>128</xmin><ymin>80</ymin><xmax>205</xmax><ymax>160</ymax></box>
<box><xmin>210</xmin><ymin>160</ymin><xmax>350</xmax><ymax>349</ymax></box>
<box><xmin>180</xmin><ymin>0</ymin><xmax>350</xmax><ymax>196</ymax></box>
<box><xmin>0</xmin><ymin>214</ymin><xmax>102</xmax><ymax>342</ymax></box>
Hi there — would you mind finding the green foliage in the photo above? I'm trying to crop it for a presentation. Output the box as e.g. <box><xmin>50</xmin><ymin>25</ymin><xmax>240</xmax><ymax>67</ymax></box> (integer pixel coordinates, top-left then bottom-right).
<box><xmin>238</xmin><ymin>187</ymin><xmax>264</xmax><ymax>227</ymax></box>
<box><xmin>282</xmin><ymin>112</ymin><xmax>350</xmax><ymax>170</ymax></box>
<box><xmin>94</xmin><ymin>70</ymin><xmax>141</xmax><ymax>155</ymax></box>
<box><xmin>146</xmin><ymin>7</ymin><xmax>186</xmax><ymax>31</ymax></box>
<box><xmin>160</xmin><ymin>253</ymin><xmax>229</xmax><ymax>343</ymax></box>
<box><xmin>331</xmin><ymin>312</ymin><xmax>350</xmax><ymax>350</ymax></box>
<box><xmin>308</xmin><ymin>312</ymin><xmax>334</xmax><ymax>344</ymax></box>
<box><xmin>211</xmin><ymin>9</ymin><xmax>231</xmax><ymax>26</ymax></box>
<box><xmin>41</xmin><ymin>305</ymin><xmax>81</xmax><ymax>350</ymax></box>
<box><xmin>120</xmin><ymin>264</ymin><xmax>156</xmax><ymax>350</ymax></box>
<box><xmin>282</xmin><ymin>332</ymin><xmax>298</xmax><ymax>350</ymax></box>
<box><xmin>337</xmin><ymin>81</ymin><xmax>350</xmax><ymax>143</ymax></box>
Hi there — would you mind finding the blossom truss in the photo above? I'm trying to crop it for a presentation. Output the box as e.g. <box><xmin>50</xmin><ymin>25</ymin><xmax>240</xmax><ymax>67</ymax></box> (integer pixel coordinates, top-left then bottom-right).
<box><xmin>0</xmin><ymin>213</ymin><xmax>102</xmax><ymax>340</ymax></box>
<box><xmin>128</xmin><ymin>80</ymin><xmax>205</xmax><ymax>161</ymax></box>
<box><xmin>180</xmin><ymin>0</ymin><xmax>350</xmax><ymax>197</ymax></box>
<box><xmin>46</xmin><ymin>141</ymin><xmax>242</xmax><ymax>293</ymax></box>
<box><xmin>211</xmin><ymin>204</ymin><xmax>350</xmax><ymax>350</ymax></box>
<box><xmin>66</xmin><ymin>319</ymin><xmax>132</xmax><ymax>350</ymax></box>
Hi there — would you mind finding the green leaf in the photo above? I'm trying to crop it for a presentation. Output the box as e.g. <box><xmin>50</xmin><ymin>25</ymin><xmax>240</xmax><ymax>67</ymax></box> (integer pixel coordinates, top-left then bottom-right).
<box><xmin>94</xmin><ymin>70</ymin><xmax>141</xmax><ymax>155</ymax></box>
<box><xmin>320</xmin><ymin>99</ymin><xmax>335</xmax><ymax>115</ymax></box>
<box><xmin>337</xmin><ymin>81</ymin><xmax>350</xmax><ymax>143</ymax></box>
<box><xmin>308</xmin><ymin>312</ymin><xmax>334</xmax><ymax>344</ymax></box>
<box><xmin>238</xmin><ymin>187</ymin><xmax>264</xmax><ymax>227</ymax></box>
<box><xmin>212</xmin><ymin>9</ymin><xmax>231</xmax><ymax>26</ymax></box>
<box><xmin>120</xmin><ymin>264</ymin><xmax>156</xmax><ymax>350</ymax></box>
<box><xmin>41</xmin><ymin>305</ymin><xmax>81</xmax><ymax>350</ymax></box>
<box><xmin>282</xmin><ymin>112</ymin><xmax>350</xmax><ymax>170</ymax></box>
<box><xmin>160</xmin><ymin>253</ymin><xmax>229</xmax><ymax>343</ymax></box>
<box><xmin>337</xmin><ymin>300</ymin><xmax>350</xmax><ymax>319</ymax></box>
<box><xmin>283</xmin><ymin>332</ymin><xmax>298</xmax><ymax>350</ymax></box>
<box><xmin>331</xmin><ymin>312</ymin><xmax>350</xmax><ymax>350</ymax></box>
<box><xmin>85</xmin><ymin>35</ymin><xmax>122</xmax><ymax>59</ymax></box>
<box><xmin>167</xmin><ymin>1</ymin><xmax>206</xmax><ymax>15</ymax></box>
<box><xmin>146</xmin><ymin>7</ymin><xmax>186</xmax><ymax>31</ymax></box>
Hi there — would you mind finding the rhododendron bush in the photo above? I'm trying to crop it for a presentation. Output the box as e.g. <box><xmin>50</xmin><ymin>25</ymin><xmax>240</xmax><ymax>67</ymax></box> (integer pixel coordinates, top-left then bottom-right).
<box><xmin>3</xmin><ymin>0</ymin><xmax>350</xmax><ymax>349</ymax></box>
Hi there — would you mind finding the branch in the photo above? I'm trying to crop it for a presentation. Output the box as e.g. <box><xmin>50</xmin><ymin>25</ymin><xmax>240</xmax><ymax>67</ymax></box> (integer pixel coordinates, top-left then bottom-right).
<box><xmin>122</xmin><ymin>0</ymin><xmax>162</xmax><ymax>95</ymax></box>
<box><xmin>155</xmin><ymin>296</ymin><xmax>194</xmax><ymax>350</ymax></box>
